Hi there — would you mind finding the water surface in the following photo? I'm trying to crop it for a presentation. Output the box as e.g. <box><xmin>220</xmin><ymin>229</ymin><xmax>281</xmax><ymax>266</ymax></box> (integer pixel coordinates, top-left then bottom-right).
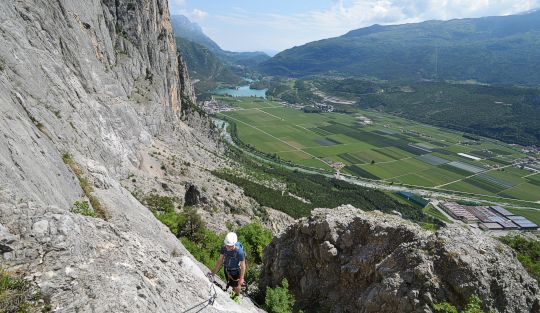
<box><xmin>213</xmin><ymin>85</ymin><xmax>267</xmax><ymax>98</ymax></box>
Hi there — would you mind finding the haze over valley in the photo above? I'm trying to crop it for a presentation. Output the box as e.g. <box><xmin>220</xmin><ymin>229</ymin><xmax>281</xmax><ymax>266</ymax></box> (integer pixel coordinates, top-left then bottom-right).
<box><xmin>2</xmin><ymin>1</ymin><xmax>540</xmax><ymax>313</ymax></box>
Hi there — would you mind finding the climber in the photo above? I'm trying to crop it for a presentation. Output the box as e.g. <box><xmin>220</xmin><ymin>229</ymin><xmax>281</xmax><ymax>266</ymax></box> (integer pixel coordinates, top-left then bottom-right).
<box><xmin>209</xmin><ymin>232</ymin><xmax>246</xmax><ymax>303</ymax></box>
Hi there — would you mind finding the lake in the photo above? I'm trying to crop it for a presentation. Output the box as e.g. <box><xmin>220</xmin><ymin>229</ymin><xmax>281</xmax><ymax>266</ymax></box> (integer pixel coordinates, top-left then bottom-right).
<box><xmin>213</xmin><ymin>85</ymin><xmax>267</xmax><ymax>98</ymax></box>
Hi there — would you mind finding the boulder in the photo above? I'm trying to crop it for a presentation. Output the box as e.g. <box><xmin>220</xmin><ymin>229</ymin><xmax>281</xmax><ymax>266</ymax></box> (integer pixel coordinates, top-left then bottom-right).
<box><xmin>260</xmin><ymin>205</ymin><xmax>540</xmax><ymax>313</ymax></box>
<box><xmin>185</xmin><ymin>183</ymin><xmax>201</xmax><ymax>206</ymax></box>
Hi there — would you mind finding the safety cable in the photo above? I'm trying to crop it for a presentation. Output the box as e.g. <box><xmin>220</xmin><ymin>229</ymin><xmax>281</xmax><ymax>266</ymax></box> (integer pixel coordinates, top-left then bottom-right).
<box><xmin>181</xmin><ymin>269</ymin><xmax>266</xmax><ymax>311</ymax></box>
<box><xmin>180</xmin><ymin>275</ymin><xmax>218</xmax><ymax>313</ymax></box>
<box><xmin>208</xmin><ymin>275</ymin><xmax>218</xmax><ymax>305</ymax></box>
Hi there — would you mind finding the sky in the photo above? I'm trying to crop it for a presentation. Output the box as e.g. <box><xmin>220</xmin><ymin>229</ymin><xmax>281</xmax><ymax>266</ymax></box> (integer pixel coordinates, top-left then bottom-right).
<box><xmin>169</xmin><ymin>0</ymin><xmax>540</xmax><ymax>54</ymax></box>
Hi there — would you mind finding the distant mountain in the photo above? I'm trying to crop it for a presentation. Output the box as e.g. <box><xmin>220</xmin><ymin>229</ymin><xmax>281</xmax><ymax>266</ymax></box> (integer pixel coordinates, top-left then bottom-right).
<box><xmin>175</xmin><ymin>37</ymin><xmax>242</xmax><ymax>95</ymax></box>
<box><xmin>175</xmin><ymin>37</ymin><xmax>238</xmax><ymax>82</ymax></box>
<box><xmin>262</xmin><ymin>49</ymin><xmax>280</xmax><ymax>57</ymax></box>
<box><xmin>171</xmin><ymin>15</ymin><xmax>270</xmax><ymax>68</ymax></box>
<box><xmin>171</xmin><ymin>15</ymin><xmax>221</xmax><ymax>51</ymax></box>
<box><xmin>221</xmin><ymin>50</ymin><xmax>272</xmax><ymax>68</ymax></box>
<box><xmin>260</xmin><ymin>11</ymin><xmax>540</xmax><ymax>85</ymax></box>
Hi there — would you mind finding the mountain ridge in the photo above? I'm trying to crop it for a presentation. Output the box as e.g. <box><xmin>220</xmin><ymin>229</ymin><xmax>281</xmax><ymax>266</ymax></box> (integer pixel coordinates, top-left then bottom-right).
<box><xmin>260</xmin><ymin>10</ymin><xmax>540</xmax><ymax>85</ymax></box>
<box><xmin>171</xmin><ymin>14</ymin><xmax>270</xmax><ymax>95</ymax></box>
<box><xmin>171</xmin><ymin>14</ymin><xmax>270</xmax><ymax>66</ymax></box>
<box><xmin>171</xmin><ymin>14</ymin><xmax>222</xmax><ymax>51</ymax></box>
<box><xmin>176</xmin><ymin>36</ymin><xmax>243</xmax><ymax>95</ymax></box>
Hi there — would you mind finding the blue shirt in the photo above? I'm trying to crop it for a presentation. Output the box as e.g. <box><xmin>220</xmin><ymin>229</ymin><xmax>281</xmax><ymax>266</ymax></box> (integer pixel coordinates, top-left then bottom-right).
<box><xmin>220</xmin><ymin>245</ymin><xmax>245</xmax><ymax>270</ymax></box>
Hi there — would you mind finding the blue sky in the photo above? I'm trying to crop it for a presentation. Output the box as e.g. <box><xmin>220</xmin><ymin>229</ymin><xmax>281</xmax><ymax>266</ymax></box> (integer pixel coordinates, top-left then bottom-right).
<box><xmin>170</xmin><ymin>0</ymin><xmax>540</xmax><ymax>53</ymax></box>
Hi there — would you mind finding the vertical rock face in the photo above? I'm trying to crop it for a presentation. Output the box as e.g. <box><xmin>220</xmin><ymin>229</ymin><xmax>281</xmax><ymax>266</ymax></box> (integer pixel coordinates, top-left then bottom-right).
<box><xmin>0</xmin><ymin>0</ymin><xmax>196</xmax><ymax>207</ymax></box>
<box><xmin>178</xmin><ymin>53</ymin><xmax>197</xmax><ymax>104</ymax></box>
<box><xmin>260</xmin><ymin>206</ymin><xmax>540</xmax><ymax>313</ymax></box>
<box><xmin>0</xmin><ymin>0</ymin><xmax>258</xmax><ymax>312</ymax></box>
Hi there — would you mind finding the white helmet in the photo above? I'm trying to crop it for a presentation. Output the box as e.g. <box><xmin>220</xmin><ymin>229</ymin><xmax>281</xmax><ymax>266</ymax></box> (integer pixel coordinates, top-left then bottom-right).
<box><xmin>224</xmin><ymin>232</ymin><xmax>237</xmax><ymax>246</ymax></box>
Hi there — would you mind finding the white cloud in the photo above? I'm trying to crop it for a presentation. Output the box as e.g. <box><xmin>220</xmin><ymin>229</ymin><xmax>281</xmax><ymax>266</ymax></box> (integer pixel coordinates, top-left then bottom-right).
<box><xmin>304</xmin><ymin>0</ymin><xmax>540</xmax><ymax>31</ymax></box>
<box><xmin>169</xmin><ymin>0</ymin><xmax>186</xmax><ymax>14</ymax></box>
<box><xmin>171</xmin><ymin>0</ymin><xmax>185</xmax><ymax>8</ymax></box>
<box><xmin>203</xmin><ymin>0</ymin><xmax>540</xmax><ymax>51</ymax></box>
<box><xmin>191</xmin><ymin>9</ymin><xmax>208</xmax><ymax>19</ymax></box>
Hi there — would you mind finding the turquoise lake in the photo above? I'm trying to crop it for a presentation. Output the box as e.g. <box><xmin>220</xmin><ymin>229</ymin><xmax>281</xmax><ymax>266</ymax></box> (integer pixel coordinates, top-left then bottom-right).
<box><xmin>213</xmin><ymin>85</ymin><xmax>267</xmax><ymax>98</ymax></box>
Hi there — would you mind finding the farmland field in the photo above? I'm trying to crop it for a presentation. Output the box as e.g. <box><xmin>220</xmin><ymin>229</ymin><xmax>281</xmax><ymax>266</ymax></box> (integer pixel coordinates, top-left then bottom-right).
<box><xmin>216</xmin><ymin>96</ymin><xmax>540</xmax><ymax>202</ymax></box>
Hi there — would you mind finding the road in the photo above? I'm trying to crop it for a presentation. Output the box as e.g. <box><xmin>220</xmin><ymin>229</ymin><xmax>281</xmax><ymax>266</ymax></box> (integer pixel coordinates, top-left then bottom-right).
<box><xmin>212</xmin><ymin>118</ymin><xmax>540</xmax><ymax>211</ymax></box>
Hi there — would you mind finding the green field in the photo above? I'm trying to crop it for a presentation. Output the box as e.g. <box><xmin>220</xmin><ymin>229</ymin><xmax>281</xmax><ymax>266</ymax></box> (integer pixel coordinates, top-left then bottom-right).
<box><xmin>423</xmin><ymin>204</ymin><xmax>453</xmax><ymax>224</ymax></box>
<box><xmin>217</xmin><ymin>96</ymin><xmax>540</xmax><ymax>202</ymax></box>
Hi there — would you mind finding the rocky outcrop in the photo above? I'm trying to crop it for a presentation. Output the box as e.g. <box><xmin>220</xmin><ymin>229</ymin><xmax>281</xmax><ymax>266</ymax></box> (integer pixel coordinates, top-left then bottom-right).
<box><xmin>178</xmin><ymin>53</ymin><xmax>197</xmax><ymax>105</ymax></box>
<box><xmin>185</xmin><ymin>183</ymin><xmax>202</xmax><ymax>206</ymax></box>
<box><xmin>260</xmin><ymin>206</ymin><xmax>540</xmax><ymax>313</ymax></box>
<box><xmin>265</xmin><ymin>208</ymin><xmax>296</xmax><ymax>235</ymax></box>
<box><xmin>0</xmin><ymin>0</ymin><xmax>260</xmax><ymax>312</ymax></box>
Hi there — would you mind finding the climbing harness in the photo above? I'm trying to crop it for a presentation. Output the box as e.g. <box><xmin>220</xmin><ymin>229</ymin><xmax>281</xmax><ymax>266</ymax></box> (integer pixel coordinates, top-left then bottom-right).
<box><xmin>224</xmin><ymin>267</ymin><xmax>241</xmax><ymax>291</ymax></box>
<box><xmin>208</xmin><ymin>271</ymin><xmax>266</xmax><ymax>310</ymax></box>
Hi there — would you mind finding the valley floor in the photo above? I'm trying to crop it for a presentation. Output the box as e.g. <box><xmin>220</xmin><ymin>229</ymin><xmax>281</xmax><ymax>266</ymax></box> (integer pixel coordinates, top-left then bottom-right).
<box><xmin>211</xmin><ymin>96</ymin><xmax>540</xmax><ymax>224</ymax></box>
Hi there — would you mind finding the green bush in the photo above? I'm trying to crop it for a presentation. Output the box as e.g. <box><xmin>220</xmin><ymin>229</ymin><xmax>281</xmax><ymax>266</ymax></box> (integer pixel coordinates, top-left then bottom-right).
<box><xmin>433</xmin><ymin>302</ymin><xmax>459</xmax><ymax>313</ymax></box>
<box><xmin>461</xmin><ymin>295</ymin><xmax>485</xmax><ymax>313</ymax></box>
<box><xmin>179</xmin><ymin>222</ymin><xmax>272</xmax><ymax>284</ymax></box>
<box><xmin>264</xmin><ymin>279</ymin><xmax>295</xmax><ymax>313</ymax></box>
<box><xmin>71</xmin><ymin>200</ymin><xmax>96</xmax><ymax>217</ymax></box>
<box><xmin>144</xmin><ymin>194</ymin><xmax>176</xmax><ymax>213</ymax></box>
<box><xmin>181</xmin><ymin>230</ymin><xmax>225</xmax><ymax>279</ymax></box>
<box><xmin>154</xmin><ymin>211</ymin><xmax>183</xmax><ymax>234</ymax></box>
<box><xmin>176</xmin><ymin>207</ymin><xmax>206</xmax><ymax>243</ymax></box>
<box><xmin>153</xmin><ymin>206</ymin><xmax>206</xmax><ymax>243</ymax></box>
<box><xmin>499</xmin><ymin>235</ymin><xmax>540</xmax><ymax>286</ymax></box>
<box><xmin>237</xmin><ymin>222</ymin><xmax>272</xmax><ymax>264</ymax></box>
<box><xmin>153</xmin><ymin>207</ymin><xmax>225</xmax><ymax>278</ymax></box>
<box><xmin>152</xmin><ymin>203</ymin><xmax>273</xmax><ymax>289</ymax></box>
<box><xmin>434</xmin><ymin>295</ymin><xmax>496</xmax><ymax>313</ymax></box>
<box><xmin>0</xmin><ymin>269</ymin><xmax>36</xmax><ymax>313</ymax></box>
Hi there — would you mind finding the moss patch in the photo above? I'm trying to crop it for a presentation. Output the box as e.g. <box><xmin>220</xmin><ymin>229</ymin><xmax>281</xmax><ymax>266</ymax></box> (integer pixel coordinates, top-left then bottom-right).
<box><xmin>62</xmin><ymin>153</ymin><xmax>108</xmax><ymax>220</ymax></box>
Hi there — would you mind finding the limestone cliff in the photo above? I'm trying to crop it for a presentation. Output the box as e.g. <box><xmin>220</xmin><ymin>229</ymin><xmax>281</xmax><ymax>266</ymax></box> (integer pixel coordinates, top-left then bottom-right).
<box><xmin>260</xmin><ymin>206</ymin><xmax>540</xmax><ymax>313</ymax></box>
<box><xmin>0</xmin><ymin>0</ymin><xmax>260</xmax><ymax>312</ymax></box>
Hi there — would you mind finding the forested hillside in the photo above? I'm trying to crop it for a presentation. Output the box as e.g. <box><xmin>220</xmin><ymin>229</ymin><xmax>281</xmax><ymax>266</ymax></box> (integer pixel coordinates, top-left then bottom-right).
<box><xmin>312</xmin><ymin>77</ymin><xmax>540</xmax><ymax>146</ymax></box>
<box><xmin>171</xmin><ymin>15</ymin><xmax>270</xmax><ymax>95</ymax></box>
<box><xmin>176</xmin><ymin>37</ymin><xmax>242</xmax><ymax>94</ymax></box>
<box><xmin>260</xmin><ymin>11</ymin><xmax>540</xmax><ymax>85</ymax></box>
<box><xmin>171</xmin><ymin>15</ymin><xmax>270</xmax><ymax>68</ymax></box>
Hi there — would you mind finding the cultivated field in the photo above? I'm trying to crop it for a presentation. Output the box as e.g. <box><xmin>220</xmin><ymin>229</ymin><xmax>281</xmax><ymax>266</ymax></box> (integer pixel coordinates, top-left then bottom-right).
<box><xmin>217</xmin><ymin>97</ymin><xmax>540</xmax><ymax>202</ymax></box>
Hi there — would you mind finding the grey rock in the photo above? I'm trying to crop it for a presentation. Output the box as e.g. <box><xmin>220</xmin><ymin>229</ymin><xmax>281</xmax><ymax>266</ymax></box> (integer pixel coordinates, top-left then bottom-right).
<box><xmin>161</xmin><ymin>182</ymin><xmax>172</xmax><ymax>192</ymax></box>
<box><xmin>0</xmin><ymin>224</ymin><xmax>18</xmax><ymax>253</ymax></box>
<box><xmin>264</xmin><ymin>208</ymin><xmax>296</xmax><ymax>235</ymax></box>
<box><xmin>184</xmin><ymin>183</ymin><xmax>201</xmax><ymax>206</ymax></box>
<box><xmin>0</xmin><ymin>0</ymin><xmax>262</xmax><ymax>312</ymax></box>
<box><xmin>260</xmin><ymin>206</ymin><xmax>540</xmax><ymax>313</ymax></box>
<box><xmin>32</xmin><ymin>220</ymin><xmax>49</xmax><ymax>237</ymax></box>
<box><xmin>178</xmin><ymin>53</ymin><xmax>197</xmax><ymax>105</ymax></box>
